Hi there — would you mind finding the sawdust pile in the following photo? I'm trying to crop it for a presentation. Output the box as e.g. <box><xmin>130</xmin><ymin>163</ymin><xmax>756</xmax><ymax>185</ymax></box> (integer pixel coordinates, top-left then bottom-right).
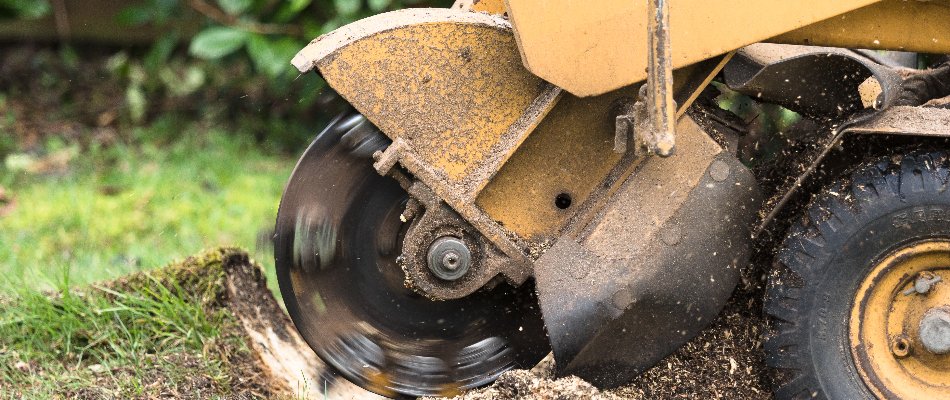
<box><xmin>441</xmin><ymin>270</ymin><xmax>773</xmax><ymax>400</ymax></box>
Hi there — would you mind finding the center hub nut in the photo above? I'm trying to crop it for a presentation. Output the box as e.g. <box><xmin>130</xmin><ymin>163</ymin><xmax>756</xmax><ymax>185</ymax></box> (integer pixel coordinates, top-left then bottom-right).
<box><xmin>427</xmin><ymin>236</ymin><xmax>471</xmax><ymax>281</ymax></box>
<box><xmin>919</xmin><ymin>307</ymin><xmax>950</xmax><ymax>355</ymax></box>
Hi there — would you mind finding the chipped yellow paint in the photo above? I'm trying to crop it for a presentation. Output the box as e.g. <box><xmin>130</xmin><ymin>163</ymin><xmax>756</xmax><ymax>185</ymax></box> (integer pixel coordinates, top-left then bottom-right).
<box><xmin>470</xmin><ymin>0</ymin><xmax>506</xmax><ymax>14</ymax></box>
<box><xmin>504</xmin><ymin>0</ymin><xmax>883</xmax><ymax>97</ymax></box>
<box><xmin>851</xmin><ymin>241</ymin><xmax>950</xmax><ymax>399</ymax></box>
<box><xmin>308</xmin><ymin>9</ymin><xmax>549</xmax><ymax>186</ymax></box>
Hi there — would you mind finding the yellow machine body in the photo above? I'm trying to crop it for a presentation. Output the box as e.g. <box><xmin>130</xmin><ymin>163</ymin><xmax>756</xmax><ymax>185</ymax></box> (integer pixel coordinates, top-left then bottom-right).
<box><xmin>284</xmin><ymin>0</ymin><xmax>950</xmax><ymax>396</ymax></box>
<box><xmin>291</xmin><ymin>1</ymin><xmax>950</xmax><ymax>249</ymax></box>
<box><xmin>503</xmin><ymin>0</ymin><xmax>950</xmax><ymax>96</ymax></box>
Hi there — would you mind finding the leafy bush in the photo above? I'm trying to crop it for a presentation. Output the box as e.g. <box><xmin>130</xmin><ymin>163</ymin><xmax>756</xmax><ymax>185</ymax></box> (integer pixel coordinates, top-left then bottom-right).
<box><xmin>0</xmin><ymin>0</ymin><xmax>451</xmax><ymax>152</ymax></box>
<box><xmin>1</xmin><ymin>0</ymin><xmax>450</xmax><ymax>80</ymax></box>
<box><xmin>0</xmin><ymin>0</ymin><xmax>50</xmax><ymax>20</ymax></box>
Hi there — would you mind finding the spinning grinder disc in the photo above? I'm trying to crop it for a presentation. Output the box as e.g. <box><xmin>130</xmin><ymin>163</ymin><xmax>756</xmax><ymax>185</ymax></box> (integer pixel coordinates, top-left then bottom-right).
<box><xmin>274</xmin><ymin>112</ymin><xmax>549</xmax><ymax>397</ymax></box>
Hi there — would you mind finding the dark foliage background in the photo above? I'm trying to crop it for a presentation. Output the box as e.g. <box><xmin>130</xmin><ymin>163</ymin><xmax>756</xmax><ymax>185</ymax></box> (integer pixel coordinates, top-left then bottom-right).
<box><xmin>0</xmin><ymin>0</ymin><xmax>452</xmax><ymax>154</ymax></box>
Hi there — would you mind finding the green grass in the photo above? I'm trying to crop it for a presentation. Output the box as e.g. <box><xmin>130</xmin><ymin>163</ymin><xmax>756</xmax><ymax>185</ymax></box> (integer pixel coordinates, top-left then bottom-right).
<box><xmin>0</xmin><ymin>249</ymin><xmax>266</xmax><ymax>398</ymax></box>
<box><xmin>0</xmin><ymin>121</ymin><xmax>293</xmax><ymax>293</ymax></box>
<box><xmin>0</xmin><ymin>117</ymin><xmax>301</xmax><ymax>397</ymax></box>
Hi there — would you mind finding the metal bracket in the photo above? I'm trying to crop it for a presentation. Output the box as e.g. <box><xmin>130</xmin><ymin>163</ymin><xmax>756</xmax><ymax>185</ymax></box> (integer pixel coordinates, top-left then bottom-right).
<box><xmin>613</xmin><ymin>99</ymin><xmax>635</xmax><ymax>154</ymax></box>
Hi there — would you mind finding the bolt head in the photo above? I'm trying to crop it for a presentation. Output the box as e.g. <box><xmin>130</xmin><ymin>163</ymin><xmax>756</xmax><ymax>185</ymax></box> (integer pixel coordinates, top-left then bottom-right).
<box><xmin>426</xmin><ymin>236</ymin><xmax>472</xmax><ymax>281</ymax></box>
<box><xmin>442</xmin><ymin>252</ymin><xmax>460</xmax><ymax>270</ymax></box>
<box><xmin>891</xmin><ymin>335</ymin><xmax>912</xmax><ymax>358</ymax></box>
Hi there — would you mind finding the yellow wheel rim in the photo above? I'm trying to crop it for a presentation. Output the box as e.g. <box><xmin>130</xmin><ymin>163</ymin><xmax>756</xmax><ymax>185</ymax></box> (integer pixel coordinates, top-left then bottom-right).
<box><xmin>850</xmin><ymin>241</ymin><xmax>950</xmax><ymax>399</ymax></box>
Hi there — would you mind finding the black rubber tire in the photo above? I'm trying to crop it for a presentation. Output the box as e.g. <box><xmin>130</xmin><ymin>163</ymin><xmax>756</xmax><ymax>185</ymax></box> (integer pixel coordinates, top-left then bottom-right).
<box><xmin>765</xmin><ymin>150</ymin><xmax>950</xmax><ymax>400</ymax></box>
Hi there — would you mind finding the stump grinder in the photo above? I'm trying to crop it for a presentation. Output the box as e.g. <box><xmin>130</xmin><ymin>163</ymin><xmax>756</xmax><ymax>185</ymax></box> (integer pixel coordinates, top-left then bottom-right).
<box><xmin>274</xmin><ymin>1</ymin><xmax>950</xmax><ymax>398</ymax></box>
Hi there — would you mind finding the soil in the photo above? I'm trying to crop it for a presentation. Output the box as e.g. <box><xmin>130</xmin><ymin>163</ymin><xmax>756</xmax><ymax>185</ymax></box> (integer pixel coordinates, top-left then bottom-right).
<box><xmin>436</xmin><ymin>262</ymin><xmax>773</xmax><ymax>400</ymax></box>
<box><xmin>0</xmin><ymin>44</ymin><xmax>126</xmax><ymax>152</ymax></box>
<box><xmin>61</xmin><ymin>352</ymin><xmax>267</xmax><ymax>400</ymax></box>
<box><xmin>0</xmin><ymin>43</ymin><xmax>341</xmax><ymax>159</ymax></box>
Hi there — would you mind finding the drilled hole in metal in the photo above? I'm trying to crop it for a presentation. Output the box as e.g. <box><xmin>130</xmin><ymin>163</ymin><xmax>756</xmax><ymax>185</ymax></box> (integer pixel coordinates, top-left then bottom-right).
<box><xmin>555</xmin><ymin>193</ymin><xmax>572</xmax><ymax>210</ymax></box>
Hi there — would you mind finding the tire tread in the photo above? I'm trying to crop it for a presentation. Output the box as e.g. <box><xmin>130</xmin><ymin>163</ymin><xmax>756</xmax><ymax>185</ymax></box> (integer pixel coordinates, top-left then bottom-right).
<box><xmin>765</xmin><ymin>150</ymin><xmax>950</xmax><ymax>399</ymax></box>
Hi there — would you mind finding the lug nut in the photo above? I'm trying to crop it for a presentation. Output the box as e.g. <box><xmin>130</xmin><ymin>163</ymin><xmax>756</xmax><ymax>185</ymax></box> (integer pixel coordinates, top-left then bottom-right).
<box><xmin>919</xmin><ymin>307</ymin><xmax>950</xmax><ymax>355</ymax></box>
<box><xmin>427</xmin><ymin>236</ymin><xmax>471</xmax><ymax>281</ymax></box>
<box><xmin>891</xmin><ymin>334</ymin><xmax>912</xmax><ymax>358</ymax></box>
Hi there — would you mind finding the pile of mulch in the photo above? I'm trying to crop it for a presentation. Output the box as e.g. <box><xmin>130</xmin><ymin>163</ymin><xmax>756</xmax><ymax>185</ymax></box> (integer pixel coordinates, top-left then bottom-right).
<box><xmin>440</xmin><ymin>264</ymin><xmax>775</xmax><ymax>400</ymax></box>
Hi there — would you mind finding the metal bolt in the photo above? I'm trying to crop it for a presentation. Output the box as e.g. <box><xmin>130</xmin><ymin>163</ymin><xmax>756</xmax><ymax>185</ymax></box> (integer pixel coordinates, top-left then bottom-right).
<box><xmin>891</xmin><ymin>334</ymin><xmax>912</xmax><ymax>358</ymax></box>
<box><xmin>426</xmin><ymin>236</ymin><xmax>471</xmax><ymax>281</ymax></box>
<box><xmin>919</xmin><ymin>307</ymin><xmax>950</xmax><ymax>355</ymax></box>
<box><xmin>903</xmin><ymin>271</ymin><xmax>942</xmax><ymax>296</ymax></box>
<box><xmin>709</xmin><ymin>160</ymin><xmax>731</xmax><ymax>182</ymax></box>
<box><xmin>442</xmin><ymin>252</ymin><xmax>460</xmax><ymax>270</ymax></box>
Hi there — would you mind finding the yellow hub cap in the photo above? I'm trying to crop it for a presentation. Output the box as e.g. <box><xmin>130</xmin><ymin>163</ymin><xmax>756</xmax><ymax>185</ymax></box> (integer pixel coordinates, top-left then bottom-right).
<box><xmin>850</xmin><ymin>241</ymin><xmax>950</xmax><ymax>399</ymax></box>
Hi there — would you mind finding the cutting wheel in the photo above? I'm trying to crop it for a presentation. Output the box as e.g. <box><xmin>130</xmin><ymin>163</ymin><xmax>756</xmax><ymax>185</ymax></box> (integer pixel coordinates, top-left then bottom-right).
<box><xmin>274</xmin><ymin>110</ymin><xmax>550</xmax><ymax>398</ymax></box>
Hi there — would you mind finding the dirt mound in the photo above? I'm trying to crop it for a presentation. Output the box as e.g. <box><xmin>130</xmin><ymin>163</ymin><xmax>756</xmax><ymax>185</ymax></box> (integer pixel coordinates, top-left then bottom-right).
<box><xmin>0</xmin><ymin>248</ymin><xmax>275</xmax><ymax>399</ymax></box>
<box><xmin>125</xmin><ymin>248</ymin><xmax>374</xmax><ymax>399</ymax></box>
<box><xmin>438</xmin><ymin>270</ymin><xmax>773</xmax><ymax>400</ymax></box>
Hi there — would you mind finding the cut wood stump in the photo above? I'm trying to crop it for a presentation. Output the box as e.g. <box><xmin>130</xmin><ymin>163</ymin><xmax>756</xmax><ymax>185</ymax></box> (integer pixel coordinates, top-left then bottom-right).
<box><xmin>216</xmin><ymin>249</ymin><xmax>382</xmax><ymax>400</ymax></box>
